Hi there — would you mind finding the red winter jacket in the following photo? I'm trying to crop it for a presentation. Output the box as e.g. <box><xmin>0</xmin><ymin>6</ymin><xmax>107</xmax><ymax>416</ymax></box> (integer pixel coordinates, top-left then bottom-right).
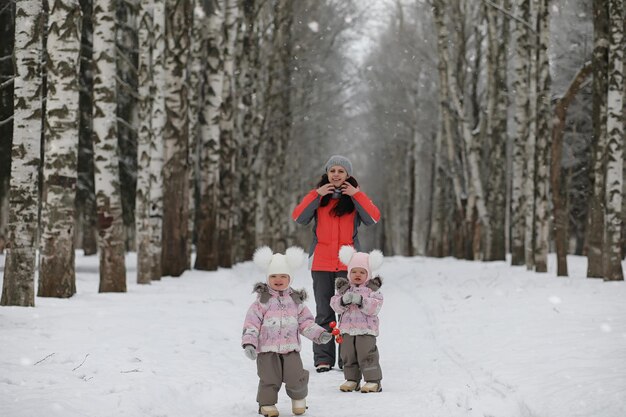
<box><xmin>292</xmin><ymin>190</ymin><xmax>380</xmax><ymax>272</ymax></box>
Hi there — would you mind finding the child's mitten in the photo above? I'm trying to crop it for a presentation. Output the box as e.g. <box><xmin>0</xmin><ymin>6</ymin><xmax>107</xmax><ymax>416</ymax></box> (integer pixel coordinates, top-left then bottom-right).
<box><xmin>341</xmin><ymin>292</ymin><xmax>353</xmax><ymax>305</ymax></box>
<box><xmin>351</xmin><ymin>293</ymin><xmax>362</xmax><ymax>305</ymax></box>
<box><xmin>243</xmin><ymin>344</ymin><xmax>257</xmax><ymax>360</ymax></box>
<box><xmin>319</xmin><ymin>332</ymin><xmax>333</xmax><ymax>344</ymax></box>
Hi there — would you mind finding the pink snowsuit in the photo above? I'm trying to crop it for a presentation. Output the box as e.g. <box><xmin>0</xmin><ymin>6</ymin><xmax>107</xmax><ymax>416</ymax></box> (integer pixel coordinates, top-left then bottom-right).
<box><xmin>242</xmin><ymin>284</ymin><xmax>326</xmax><ymax>353</ymax></box>
<box><xmin>330</xmin><ymin>280</ymin><xmax>383</xmax><ymax>336</ymax></box>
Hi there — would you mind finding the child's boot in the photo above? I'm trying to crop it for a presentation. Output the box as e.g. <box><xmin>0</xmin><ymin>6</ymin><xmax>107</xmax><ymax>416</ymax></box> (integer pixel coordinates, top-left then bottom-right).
<box><xmin>291</xmin><ymin>398</ymin><xmax>306</xmax><ymax>415</ymax></box>
<box><xmin>259</xmin><ymin>405</ymin><xmax>279</xmax><ymax>417</ymax></box>
<box><xmin>360</xmin><ymin>381</ymin><xmax>382</xmax><ymax>393</ymax></box>
<box><xmin>339</xmin><ymin>380</ymin><xmax>360</xmax><ymax>392</ymax></box>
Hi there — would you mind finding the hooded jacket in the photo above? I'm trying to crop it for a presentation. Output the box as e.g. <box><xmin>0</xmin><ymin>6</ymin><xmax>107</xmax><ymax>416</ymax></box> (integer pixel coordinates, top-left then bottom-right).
<box><xmin>330</xmin><ymin>276</ymin><xmax>383</xmax><ymax>336</ymax></box>
<box><xmin>292</xmin><ymin>190</ymin><xmax>380</xmax><ymax>272</ymax></box>
<box><xmin>242</xmin><ymin>283</ymin><xmax>326</xmax><ymax>354</ymax></box>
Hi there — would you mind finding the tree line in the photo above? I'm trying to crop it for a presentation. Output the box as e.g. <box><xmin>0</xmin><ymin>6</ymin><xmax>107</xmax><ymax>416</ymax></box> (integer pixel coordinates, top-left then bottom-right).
<box><xmin>0</xmin><ymin>0</ymin><xmax>624</xmax><ymax>307</ymax></box>
<box><xmin>360</xmin><ymin>0</ymin><xmax>623</xmax><ymax>281</ymax></box>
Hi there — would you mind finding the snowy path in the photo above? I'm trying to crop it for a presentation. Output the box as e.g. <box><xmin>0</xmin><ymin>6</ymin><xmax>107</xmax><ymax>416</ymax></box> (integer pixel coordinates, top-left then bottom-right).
<box><xmin>1</xmin><ymin>253</ymin><xmax>625</xmax><ymax>417</ymax></box>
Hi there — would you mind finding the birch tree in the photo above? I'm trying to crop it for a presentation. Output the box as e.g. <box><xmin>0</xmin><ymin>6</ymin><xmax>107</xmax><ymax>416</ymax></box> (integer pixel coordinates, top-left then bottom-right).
<box><xmin>603</xmin><ymin>0</ymin><xmax>624</xmax><ymax>281</ymax></box>
<box><xmin>0</xmin><ymin>2</ymin><xmax>15</xmax><ymax>253</ymax></box>
<box><xmin>484</xmin><ymin>0</ymin><xmax>509</xmax><ymax>261</ymax></box>
<box><xmin>161</xmin><ymin>0</ymin><xmax>191</xmax><ymax>276</ymax></box>
<box><xmin>1</xmin><ymin>0</ymin><xmax>43</xmax><ymax>306</ymax></box>
<box><xmin>510</xmin><ymin>0</ymin><xmax>530</xmax><ymax>265</ymax></box>
<box><xmin>147</xmin><ymin>0</ymin><xmax>166</xmax><ymax>280</ymax></box>
<box><xmin>533</xmin><ymin>0</ymin><xmax>552</xmax><ymax>272</ymax></box>
<box><xmin>195</xmin><ymin>0</ymin><xmax>224</xmax><ymax>271</ymax></box>
<box><xmin>234</xmin><ymin>0</ymin><xmax>262</xmax><ymax>262</ymax></box>
<box><xmin>93</xmin><ymin>0</ymin><xmax>126</xmax><ymax>292</ymax></box>
<box><xmin>216</xmin><ymin>0</ymin><xmax>239</xmax><ymax>266</ymax></box>
<box><xmin>587</xmin><ymin>0</ymin><xmax>609</xmax><ymax>278</ymax></box>
<box><xmin>187</xmin><ymin>3</ymin><xmax>205</xmax><ymax>269</ymax></box>
<box><xmin>136</xmin><ymin>0</ymin><xmax>155</xmax><ymax>284</ymax></box>
<box><xmin>39</xmin><ymin>0</ymin><xmax>82</xmax><ymax>298</ymax></box>
<box><xmin>76</xmin><ymin>0</ymin><xmax>97</xmax><ymax>256</ymax></box>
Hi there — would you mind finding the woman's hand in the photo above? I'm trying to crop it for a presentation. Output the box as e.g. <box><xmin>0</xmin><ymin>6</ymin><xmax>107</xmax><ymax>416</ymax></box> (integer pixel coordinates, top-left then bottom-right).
<box><xmin>340</xmin><ymin>182</ymin><xmax>359</xmax><ymax>196</ymax></box>
<box><xmin>317</xmin><ymin>183</ymin><xmax>336</xmax><ymax>196</ymax></box>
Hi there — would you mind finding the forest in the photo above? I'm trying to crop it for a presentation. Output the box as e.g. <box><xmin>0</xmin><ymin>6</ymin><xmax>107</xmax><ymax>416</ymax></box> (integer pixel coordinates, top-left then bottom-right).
<box><xmin>0</xmin><ymin>0</ymin><xmax>624</xmax><ymax>307</ymax></box>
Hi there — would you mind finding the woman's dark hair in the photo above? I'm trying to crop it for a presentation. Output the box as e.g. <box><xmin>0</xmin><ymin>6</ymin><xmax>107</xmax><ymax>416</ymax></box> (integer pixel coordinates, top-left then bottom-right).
<box><xmin>317</xmin><ymin>174</ymin><xmax>358</xmax><ymax>216</ymax></box>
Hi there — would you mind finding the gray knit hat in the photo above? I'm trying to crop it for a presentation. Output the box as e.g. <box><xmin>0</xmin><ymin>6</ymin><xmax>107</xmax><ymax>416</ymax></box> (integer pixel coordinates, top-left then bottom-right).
<box><xmin>324</xmin><ymin>155</ymin><xmax>353</xmax><ymax>176</ymax></box>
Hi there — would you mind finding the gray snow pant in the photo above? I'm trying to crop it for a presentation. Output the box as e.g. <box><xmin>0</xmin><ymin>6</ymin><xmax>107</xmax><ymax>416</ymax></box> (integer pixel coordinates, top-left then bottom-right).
<box><xmin>340</xmin><ymin>334</ymin><xmax>382</xmax><ymax>383</ymax></box>
<box><xmin>312</xmin><ymin>270</ymin><xmax>347</xmax><ymax>367</ymax></box>
<box><xmin>256</xmin><ymin>351</ymin><xmax>309</xmax><ymax>406</ymax></box>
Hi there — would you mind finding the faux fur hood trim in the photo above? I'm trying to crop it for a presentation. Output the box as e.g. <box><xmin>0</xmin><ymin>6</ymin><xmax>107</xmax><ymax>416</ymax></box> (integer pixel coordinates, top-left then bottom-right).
<box><xmin>335</xmin><ymin>276</ymin><xmax>383</xmax><ymax>293</ymax></box>
<box><xmin>252</xmin><ymin>282</ymin><xmax>308</xmax><ymax>304</ymax></box>
<box><xmin>366</xmin><ymin>276</ymin><xmax>383</xmax><ymax>291</ymax></box>
<box><xmin>335</xmin><ymin>277</ymin><xmax>350</xmax><ymax>294</ymax></box>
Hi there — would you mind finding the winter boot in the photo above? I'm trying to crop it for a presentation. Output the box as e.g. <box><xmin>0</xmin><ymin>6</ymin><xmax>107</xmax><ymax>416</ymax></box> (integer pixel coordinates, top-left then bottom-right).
<box><xmin>315</xmin><ymin>363</ymin><xmax>331</xmax><ymax>373</ymax></box>
<box><xmin>339</xmin><ymin>380</ymin><xmax>360</xmax><ymax>392</ymax></box>
<box><xmin>259</xmin><ymin>405</ymin><xmax>279</xmax><ymax>417</ymax></box>
<box><xmin>291</xmin><ymin>398</ymin><xmax>307</xmax><ymax>415</ymax></box>
<box><xmin>360</xmin><ymin>382</ymin><xmax>382</xmax><ymax>393</ymax></box>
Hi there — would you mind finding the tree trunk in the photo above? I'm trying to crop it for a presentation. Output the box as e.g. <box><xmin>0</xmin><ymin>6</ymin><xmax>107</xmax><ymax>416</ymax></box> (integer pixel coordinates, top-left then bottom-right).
<box><xmin>93</xmin><ymin>0</ymin><xmax>126</xmax><ymax>292</ymax></box>
<box><xmin>552</xmin><ymin>62</ymin><xmax>592</xmax><ymax>277</ymax></box>
<box><xmin>136</xmin><ymin>0</ymin><xmax>155</xmax><ymax>284</ymax></box>
<box><xmin>603</xmin><ymin>0</ymin><xmax>624</xmax><ymax>281</ymax></box>
<box><xmin>510</xmin><ymin>0</ymin><xmax>530</xmax><ymax>265</ymax></box>
<box><xmin>146</xmin><ymin>0</ymin><xmax>166</xmax><ymax>281</ymax></box>
<box><xmin>533</xmin><ymin>0</ymin><xmax>552</xmax><ymax>273</ymax></box>
<box><xmin>587</xmin><ymin>0</ymin><xmax>609</xmax><ymax>278</ymax></box>
<box><xmin>1</xmin><ymin>0</ymin><xmax>43</xmax><ymax>307</ymax></box>
<box><xmin>76</xmin><ymin>0</ymin><xmax>97</xmax><ymax>256</ymax></box>
<box><xmin>523</xmin><ymin>0</ymin><xmax>539</xmax><ymax>270</ymax></box>
<box><xmin>216</xmin><ymin>0</ymin><xmax>239</xmax><ymax>266</ymax></box>
<box><xmin>195</xmin><ymin>0</ymin><xmax>224</xmax><ymax>271</ymax></box>
<box><xmin>187</xmin><ymin>2</ymin><xmax>204</xmax><ymax>269</ymax></box>
<box><xmin>161</xmin><ymin>0</ymin><xmax>192</xmax><ymax>276</ymax></box>
<box><xmin>39</xmin><ymin>0</ymin><xmax>82</xmax><ymax>298</ymax></box>
<box><xmin>235</xmin><ymin>0</ymin><xmax>261</xmax><ymax>262</ymax></box>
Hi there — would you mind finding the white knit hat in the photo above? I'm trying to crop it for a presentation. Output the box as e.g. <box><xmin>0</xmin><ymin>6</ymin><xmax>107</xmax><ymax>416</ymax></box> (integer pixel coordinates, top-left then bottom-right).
<box><xmin>253</xmin><ymin>246</ymin><xmax>306</xmax><ymax>284</ymax></box>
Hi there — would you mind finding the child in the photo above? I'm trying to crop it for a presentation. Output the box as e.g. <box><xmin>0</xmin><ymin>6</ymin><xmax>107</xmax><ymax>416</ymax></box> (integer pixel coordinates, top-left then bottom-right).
<box><xmin>330</xmin><ymin>245</ymin><xmax>384</xmax><ymax>393</ymax></box>
<box><xmin>242</xmin><ymin>246</ymin><xmax>333</xmax><ymax>417</ymax></box>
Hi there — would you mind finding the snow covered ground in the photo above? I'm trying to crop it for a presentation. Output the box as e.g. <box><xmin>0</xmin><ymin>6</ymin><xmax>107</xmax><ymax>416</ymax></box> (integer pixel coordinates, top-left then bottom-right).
<box><xmin>1</xmin><ymin>252</ymin><xmax>625</xmax><ymax>417</ymax></box>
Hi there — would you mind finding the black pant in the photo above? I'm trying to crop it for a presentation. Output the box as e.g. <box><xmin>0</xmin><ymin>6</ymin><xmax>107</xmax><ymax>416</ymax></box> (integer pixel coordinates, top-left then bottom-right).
<box><xmin>311</xmin><ymin>270</ymin><xmax>347</xmax><ymax>367</ymax></box>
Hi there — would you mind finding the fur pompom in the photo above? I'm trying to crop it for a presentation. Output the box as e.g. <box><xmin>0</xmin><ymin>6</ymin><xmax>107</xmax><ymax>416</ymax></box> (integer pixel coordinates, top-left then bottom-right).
<box><xmin>285</xmin><ymin>246</ymin><xmax>305</xmax><ymax>270</ymax></box>
<box><xmin>339</xmin><ymin>245</ymin><xmax>356</xmax><ymax>267</ymax></box>
<box><xmin>368</xmin><ymin>249</ymin><xmax>384</xmax><ymax>271</ymax></box>
<box><xmin>253</xmin><ymin>246</ymin><xmax>274</xmax><ymax>270</ymax></box>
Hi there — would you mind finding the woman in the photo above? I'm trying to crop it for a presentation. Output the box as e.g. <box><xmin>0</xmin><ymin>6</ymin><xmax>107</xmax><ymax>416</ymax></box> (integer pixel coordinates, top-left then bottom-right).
<box><xmin>291</xmin><ymin>155</ymin><xmax>380</xmax><ymax>372</ymax></box>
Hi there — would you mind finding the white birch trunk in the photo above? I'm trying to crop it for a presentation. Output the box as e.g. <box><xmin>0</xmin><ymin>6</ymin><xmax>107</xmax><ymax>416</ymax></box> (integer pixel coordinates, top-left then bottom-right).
<box><xmin>604</xmin><ymin>0</ymin><xmax>624</xmax><ymax>281</ymax></box>
<box><xmin>1</xmin><ymin>0</ymin><xmax>43</xmax><ymax>306</ymax></box>
<box><xmin>533</xmin><ymin>0</ymin><xmax>552</xmax><ymax>272</ymax></box>
<box><xmin>510</xmin><ymin>0</ymin><xmax>530</xmax><ymax>265</ymax></box>
<box><xmin>93</xmin><ymin>0</ymin><xmax>127</xmax><ymax>292</ymax></box>
<box><xmin>136</xmin><ymin>0</ymin><xmax>154</xmax><ymax>284</ymax></box>
<box><xmin>216</xmin><ymin>0</ymin><xmax>239</xmax><ymax>266</ymax></box>
<box><xmin>187</xmin><ymin>3</ymin><xmax>205</xmax><ymax>268</ymax></box>
<box><xmin>195</xmin><ymin>0</ymin><xmax>224</xmax><ymax>270</ymax></box>
<box><xmin>524</xmin><ymin>0</ymin><xmax>539</xmax><ymax>269</ymax></box>
<box><xmin>147</xmin><ymin>0</ymin><xmax>166</xmax><ymax>281</ymax></box>
<box><xmin>39</xmin><ymin>0</ymin><xmax>82</xmax><ymax>298</ymax></box>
